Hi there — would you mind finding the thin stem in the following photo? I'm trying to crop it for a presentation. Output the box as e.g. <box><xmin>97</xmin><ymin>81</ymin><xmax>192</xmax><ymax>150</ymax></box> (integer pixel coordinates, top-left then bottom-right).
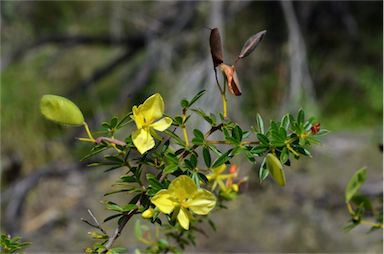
<box><xmin>181</xmin><ymin>109</ymin><xmax>189</xmax><ymax>147</ymax></box>
<box><xmin>205</xmin><ymin>140</ymin><xmax>260</xmax><ymax>145</ymax></box>
<box><xmin>221</xmin><ymin>92</ymin><xmax>228</xmax><ymax>118</ymax></box>
<box><xmin>346</xmin><ymin>202</ymin><xmax>354</xmax><ymax>214</ymax></box>
<box><xmin>360</xmin><ymin>220</ymin><xmax>384</xmax><ymax>228</ymax></box>
<box><xmin>77</xmin><ymin>137</ymin><xmax>95</xmax><ymax>143</ymax></box>
<box><xmin>179</xmin><ymin>123</ymin><xmax>224</xmax><ymax>160</ymax></box>
<box><xmin>102</xmin><ymin>209</ymin><xmax>138</xmax><ymax>252</ymax></box>
<box><xmin>83</xmin><ymin>122</ymin><xmax>95</xmax><ymax>142</ymax></box>
<box><xmin>221</xmin><ymin>70</ymin><xmax>228</xmax><ymax>118</ymax></box>
<box><xmin>286</xmin><ymin>143</ymin><xmax>299</xmax><ymax>157</ymax></box>
<box><xmin>214</xmin><ymin>68</ymin><xmax>223</xmax><ymax>94</ymax></box>
<box><xmin>81</xmin><ymin>209</ymin><xmax>107</xmax><ymax>235</ymax></box>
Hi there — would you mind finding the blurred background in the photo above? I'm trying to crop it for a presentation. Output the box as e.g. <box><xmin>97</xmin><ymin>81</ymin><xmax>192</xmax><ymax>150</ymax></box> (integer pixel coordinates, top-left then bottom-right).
<box><xmin>1</xmin><ymin>1</ymin><xmax>382</xmax><ymax>253</ymax></box>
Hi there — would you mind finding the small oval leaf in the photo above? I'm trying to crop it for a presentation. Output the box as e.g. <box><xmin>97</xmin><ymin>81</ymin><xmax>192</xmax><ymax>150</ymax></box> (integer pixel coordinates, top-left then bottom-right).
<box><xmin>40</xmin><ymin>95</ymin><xmax>84</xmax><ymax>126</ymax></box>
<box><xmin>266</xmin><ymin>153</ymin><xmax>286</xmax><ymax>187</ymax></box>
<box><xmin>209</xmin><ymin>28</ymin><xmax>224</xmax><ymax>67</ymax></box>
<box><xmin>238</xmin><ymin>30</ymin><xmax>266</xmax><ymax>59</ymax></box>
<box><xmin>345</xmin><ymin>167</ymin><xmax>367</xmax><ymax>202</ymax></box>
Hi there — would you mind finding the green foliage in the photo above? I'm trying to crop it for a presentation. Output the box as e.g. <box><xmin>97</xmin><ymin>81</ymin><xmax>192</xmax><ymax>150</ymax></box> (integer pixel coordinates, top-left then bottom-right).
<box><xmin>0</xmin><ymin>234</ymin><xmax>30</xmax><ymax>254</ymax></box>
<box><xmin>345</xmin><ymin>167</ymin><xmax>367</xmax><ymax>203</ymax></box>
<box><xmin>40</xmin><ymin>87</ymin><xmax>327</xmax><ymax>253</ymax></box>
<box><xmin>344</xmin><ymin>168</ymin><xmax>383</xmax><ymax>232</ymax></box>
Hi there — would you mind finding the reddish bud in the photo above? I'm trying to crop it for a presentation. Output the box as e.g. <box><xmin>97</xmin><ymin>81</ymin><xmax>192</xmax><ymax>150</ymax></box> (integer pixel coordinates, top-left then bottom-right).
<box><xmin>311</xmin><ymin>123</ymin><xmax>321</xmax><ymax>134</ymax></box>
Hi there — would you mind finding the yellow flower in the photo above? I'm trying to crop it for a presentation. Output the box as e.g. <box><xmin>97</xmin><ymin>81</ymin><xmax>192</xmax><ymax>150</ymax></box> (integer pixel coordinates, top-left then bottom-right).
<box><xmin>132</xmin><ymin>93</ymin><xmax>172</xmax><ymax>154</ymax></box>
<box><xmin>151</xmin><ymin>175</ymin><xmax>216</xmax><ymax>230</ymax></box>
<box><xmin>206</xmin><ymin>164</ymin><xmax>234</xmax><ymax>191</ymax></box>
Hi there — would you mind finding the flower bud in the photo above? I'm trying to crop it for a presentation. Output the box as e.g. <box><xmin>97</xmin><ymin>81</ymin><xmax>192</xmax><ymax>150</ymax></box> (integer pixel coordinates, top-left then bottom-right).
<box><xmin>142</xmin><ymin>208</ymin><xmax>154</xmax><ymax>219</ymax></box>
<box><xmin>266</xmin><ymin>153</ymin><xmax>286</xmax><ymax>187</ymax></box>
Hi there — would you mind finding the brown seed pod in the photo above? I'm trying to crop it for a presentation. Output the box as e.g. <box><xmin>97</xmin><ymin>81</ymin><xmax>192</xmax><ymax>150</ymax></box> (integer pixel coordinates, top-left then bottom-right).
<box><xmin>238</xmin><ymin>30</ymin><xmax>266</xmax><ymax>59</ymax></box>
<box><xmin>220</xmin><ymin>63</ymin><xmax>242</xmax><ymax>96</ymax></box>
<box><xmin>209</xmin><ymin>28</ymin><xmax>224</xmax><ymax>67</ymax></box>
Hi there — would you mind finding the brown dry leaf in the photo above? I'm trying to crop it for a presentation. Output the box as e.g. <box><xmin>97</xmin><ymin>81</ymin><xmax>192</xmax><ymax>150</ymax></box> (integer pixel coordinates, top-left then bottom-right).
<box><xmin>220</xmin><ymin>63</ymin><xmax>242</xmax><ymax>96</ymax></box>
<box><xmin>238</xmin><ymin>30</ymin><xmax>266</xmax><ymax>59</ymax></box>
<box><xmin>209</xmin><ymin>28</ymin><xmax>224</xmax><ymax>67</ymax></box>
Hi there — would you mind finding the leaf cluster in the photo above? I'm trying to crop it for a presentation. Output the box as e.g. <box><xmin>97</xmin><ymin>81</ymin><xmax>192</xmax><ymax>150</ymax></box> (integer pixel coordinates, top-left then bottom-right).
<box><xmin>78</xmin><ymin>90</ymin><xmax>326</xmax><ymax>253</ymax></box>
<box><xmin>0</xmin><ymin>234</ymin><xmax>30</xmax><ymax>254</ymax></box>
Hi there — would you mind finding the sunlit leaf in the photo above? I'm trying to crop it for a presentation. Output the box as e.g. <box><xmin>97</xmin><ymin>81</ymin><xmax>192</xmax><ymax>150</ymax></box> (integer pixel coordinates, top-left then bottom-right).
<box><xmin>40</xmin><ymin>94</ymin><xmax>84</xmax><ymax>126</ymax></box>
<box><xmin>345</xmin><ymin>167</ymin><xmax>367</xmax><ymax>202</ymax></box>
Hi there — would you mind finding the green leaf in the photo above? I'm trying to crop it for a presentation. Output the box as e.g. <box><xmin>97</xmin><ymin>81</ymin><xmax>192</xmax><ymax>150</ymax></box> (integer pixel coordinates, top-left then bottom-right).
<box><xmin>297</xmin><ymin>108</ymin><xmax>305</xmax><ymax>125</ymax></box>
<box><xmin>134</xmin><ymin>220</ymin><xmax>142</xmax><ymax>239</ymax></box>
<box><xmin>280</xmin><ymin>147</ymin><xmax>289</xmax><ymax>164</ymax></box>
<box><xmin>281</xmin><ymin>114</ymin><xmax>290</xmax><ymax>130</ymax></box>
<box><xmin>164</xmin><ymin>130</ymin><xmax>184</xmax><ymax>145</ymax></box>
<box><xmin>191</xmin><ymin>108</ymin><xmax>214</xmax><ymax>124</ymax></box>
<box><xmin>165</xmin><ymin>153</ymin><xmax>179</xmax><ymax>165</ymax></box>
<box><xmin>121</xmin><ymin>204</ymin><xmax>138</xmax><ymax>212</ymax></box>
<box><xmin>212</xmin><ymin>150</ymin><xmax>231</xmax><ymax>168</ymax></box>
<box><xmin>120</xmin><ymin>175</ymin><xmax>136</xmax><ymax>183</ymax></box>
<box><xmin>256</xmin><ymin>133</ymin><xmax>269</xmax><ymax>145</ymax></box>
<box><xmin>345</xmin><ymin>167</ymin><xmax>367</xmax><ymax>202</ymax></box>
<box><xmin>116</xmin><ymin>113</ymin><xmax>133</xmax><ymax>129</ymax></box>
<box><xmin>105</xmin><ymin>201</ymin><xmax>124</xmax><ymax>212</ymax></box>
<box><xmin>316</xmin><ymin>129</ymin><xmax>330</xmax><ymax>136</ymax></box>
<box><xmin>251</xmin><ymin>145</ymin><xmax>269</xmax><ymax>155</ymax></box>
<box><xmin>192</xmin><ymin>129</ymin><xmax>205</xmax><ymax>144</ymax></box>
<box><xmin>232</xmin><ymin>125</ymin><xmax>243</xmax><ymax>143</ymax></box>
<box><xmin>193</xmin><ymin>129</ymin><xmax>204</xmax><ymax>140</ymax></box>
<box><xmin>180</xmin><ymin>99</ymin><xmax>189</xmax><ymax>108</ymax></box>
<box><xmin>103</xmin><ymin>214</ymin><xmax>122</xmax><ymax>223</ymax></box>
<box><xmin>40</xmin><ymin>94</ymin><xmax>84</xmax><ymax>126</ymax></box>
<box><xmin>203</xmin><ymin>147</ymin><xmax>211</xmax><ymax>167</ymax></box>
<box><xmin>110</xmin><ymin>116</ymin><xmax>118</xmax><ymax>129</ymax></box>
<box><xmin>256</xmin><ymin>113</ymin><xmax>265</xmax><ymax>134</ymax></box>
<box><xmin>164</xmin><ymin>164</ymin><xmax>178</xmax><ymax>174</ymax></box>
<box><xmin>259</xmin><ymin>157</ymin><xmax>269</xmax><ymax>182</ymax></box>
<box><xmin>189</xmin><ymin>90</ymin><xmax>206</xmax><ymax>107</ymax></box>
<box><xmin>266</xmin><ymin>153</ymin><xmax>286</xmax><ymax>187</ymax></box>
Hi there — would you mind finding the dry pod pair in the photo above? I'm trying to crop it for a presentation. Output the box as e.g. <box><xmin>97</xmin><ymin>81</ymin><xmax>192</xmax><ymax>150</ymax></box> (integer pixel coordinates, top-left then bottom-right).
<box><xmin>209</xmin><ymin>27</ymin><xmax>266</xmax><ymax>96</ymax></box>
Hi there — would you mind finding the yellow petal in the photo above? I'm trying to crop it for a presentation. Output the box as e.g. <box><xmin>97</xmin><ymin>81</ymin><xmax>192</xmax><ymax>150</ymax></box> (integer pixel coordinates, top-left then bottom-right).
<box><xmin>132</xmin><ymin>105</ymin><xmax>144</xmax><ymax>129</ymax></box>
<box><xmin>132</xmin><ymin>129</ymin><xmax>155</xmax><ymax>154</ymax></box>
<box><xmin>185</xmin><ymin>189</ymin><xmax>216</xmax><ymax>215</ymax></box>
<box><xmin>151</xmin><ymin>117</ymin><xmax>172</xmax><ymax>131</ymax></box>
<box><xmin>151</xmin><ymin>190</ymin><xmax>176</xmax><ymax>214</ymax></box>
<box><xmin>177</xmin><ymin>207</ymin><xmax>190</xmax><ymax>230</ymax></box>
<box><xmin>168</xmin><ymin>175</ymin><xmax>197</xmax><ymax>201</ymax></box>
<box><xmin>141</xmin><ymin>93</ymin><xmax>164</xmax><ymax>124</ymax></box>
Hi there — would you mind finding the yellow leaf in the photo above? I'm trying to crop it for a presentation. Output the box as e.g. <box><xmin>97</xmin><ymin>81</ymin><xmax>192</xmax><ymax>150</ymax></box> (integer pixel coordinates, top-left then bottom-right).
<box><xmin>40</xmin><ymin>95</ymin><xmax>84</xmax><ymax>126</ymax></box>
